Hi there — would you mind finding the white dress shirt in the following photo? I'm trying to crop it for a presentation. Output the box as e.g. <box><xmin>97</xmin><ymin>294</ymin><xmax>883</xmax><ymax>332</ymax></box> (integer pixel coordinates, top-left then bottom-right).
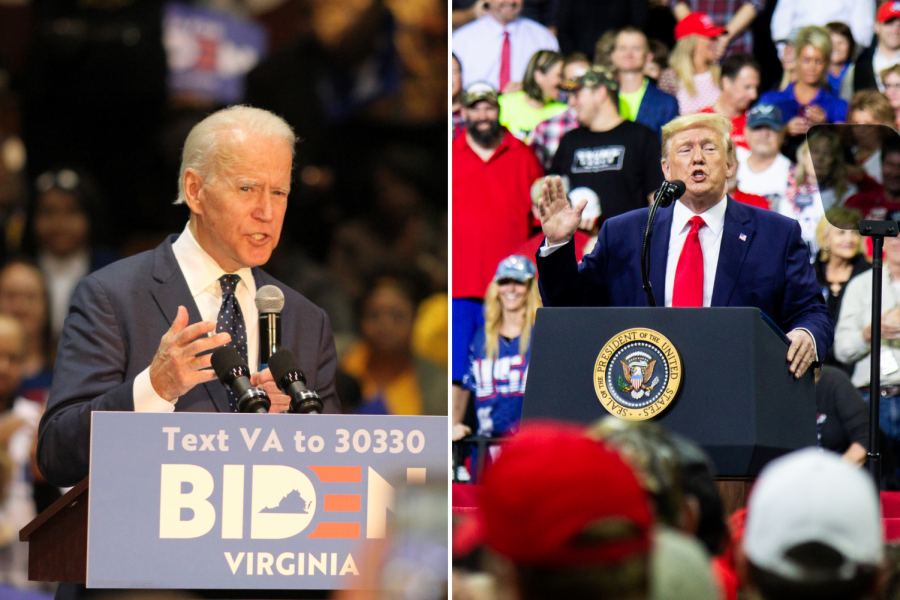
<box><xmin>664</xmin><ymin>198</ymin><xmax>726</xmax><ymax>308</ymax></box>
<box><xmin>452</xmin><ymin>15</ymin><xmax>559</xmax><ymax>90</ymax></box>
<box><xmin>132</xmin><ymin>223</ymin><xmax>258</xmax><ymax>412</ymax></box>
<box><xmin>39</xmin><ymin>250</ymin><xmax>90</xmax><ymax>340</ymax></box>
<box><xmin>770</xmin><ymin>0</ymin><xmax>874</xmax><ymax>49</ymax></box>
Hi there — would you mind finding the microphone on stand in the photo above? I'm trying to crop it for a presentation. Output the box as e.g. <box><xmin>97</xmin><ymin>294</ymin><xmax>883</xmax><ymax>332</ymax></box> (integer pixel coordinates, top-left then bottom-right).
<box><xmin>255</xmin><ymin>285</ymin><xmax>285</xmax><ymax>368</ymax></box>
<box><xmin>641</xmin><ymin>180</ymin><xmax>686</xmax><ymax>307</ymax></box>
<box><xmin>268</xmin><ymin>349</ymin><xmax>323</xmax><ymax>414</ymax></box>
<box><xmin>211</xmin><ymin>346</ymin><xmax>271</xmax><ymax>414</ymax></box>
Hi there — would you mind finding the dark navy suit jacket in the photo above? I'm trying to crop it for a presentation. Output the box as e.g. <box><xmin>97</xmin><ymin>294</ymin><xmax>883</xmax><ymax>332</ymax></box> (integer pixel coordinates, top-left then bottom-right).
<box><xmin>536</xmin><ymin>198</ymin><xmax>834</xmax><ymax>358</ymax></box>
<box><xmin>37</xmin><ymin>236</ymin><xmax>339</xmax><ymax>487</ymax></box>
<box><xmin>635</xmin><ymin>81</ymin><xmax>679</xmax><ymax>140</ymax></box>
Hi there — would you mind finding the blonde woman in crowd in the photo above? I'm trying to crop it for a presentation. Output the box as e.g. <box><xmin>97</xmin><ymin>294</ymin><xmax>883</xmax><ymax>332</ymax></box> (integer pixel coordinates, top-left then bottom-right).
<box><xmin>759</xmin><ymin>26</ymin><xmax>848</xmax><ymax>152</ymax></box>
<box><xmin>453</xmin><ymin>256</ymin><xmax>541</xmax><ymax>460</ymax></box>
<box><xmin>498</xmin><ymin>50</ymin><xmax>567</xmax><ymax>141</ymax></box>
<box><xmin>658</xmin><ymin>13</ymin><xmax>725</xmax><ymax>114</ymax></box>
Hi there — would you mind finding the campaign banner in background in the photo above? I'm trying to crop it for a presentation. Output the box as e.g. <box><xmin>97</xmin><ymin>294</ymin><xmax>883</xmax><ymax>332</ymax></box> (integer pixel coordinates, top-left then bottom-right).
<box><xmin>87</xmin><ymin>413</ymin><xmax>447</xmax><ymax>590</ymax></box>
<box><xmin>163</xmin><ymin>2</ymin><xmax>267</xmax><ymax>104</ymax></box>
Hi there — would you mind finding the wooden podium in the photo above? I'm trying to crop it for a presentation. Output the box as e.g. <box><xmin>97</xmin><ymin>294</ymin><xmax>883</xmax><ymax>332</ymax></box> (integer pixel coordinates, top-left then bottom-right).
<box><xmin>19</xmin><ymin>478</ymin><xmax>88</xmax><ymax>584</ymax></box>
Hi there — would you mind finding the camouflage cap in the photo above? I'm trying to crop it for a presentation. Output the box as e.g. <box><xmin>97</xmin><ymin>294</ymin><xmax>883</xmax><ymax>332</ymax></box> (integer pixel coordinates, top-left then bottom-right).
<box><xmin>561</xmin><ymin>65</ymin><xmax>619</xmax><ymax>93</ymax></box>
<box><xmin>464</xmin><ymin>82</ymin><xmax>499</xmax><ymax>107</ymax></box>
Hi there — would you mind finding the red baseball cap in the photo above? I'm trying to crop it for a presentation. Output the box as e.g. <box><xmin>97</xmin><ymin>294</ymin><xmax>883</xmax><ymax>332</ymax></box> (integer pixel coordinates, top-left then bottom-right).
<box><xmin>479</xmin><ymin>422</ymin><xmax>653</xmax><ymax>567</ymax></box>
<box><xmin>674</xmin><ymin>13</ymin><xmax>727</xmax><ymax>41</ymax></box>
<box><xmin>878</xmin><ymin>1</ymin><xmax>900</xmax><ymax>23</ymax></box>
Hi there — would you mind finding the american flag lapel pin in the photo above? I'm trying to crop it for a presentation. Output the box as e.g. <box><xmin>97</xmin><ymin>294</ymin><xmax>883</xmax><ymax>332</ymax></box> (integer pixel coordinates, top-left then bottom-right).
<box><xmin>739</xmin><ymin>233</ymin><xmax>747</xmax><ymax>241</ymax></box>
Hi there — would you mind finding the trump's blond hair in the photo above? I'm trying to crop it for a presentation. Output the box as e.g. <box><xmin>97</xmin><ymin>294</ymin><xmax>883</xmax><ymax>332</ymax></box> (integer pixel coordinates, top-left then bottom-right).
<box><xmin>660</xmin><ymin>113</ymin><xmax>735</xmax><ymax>166</ymax></box>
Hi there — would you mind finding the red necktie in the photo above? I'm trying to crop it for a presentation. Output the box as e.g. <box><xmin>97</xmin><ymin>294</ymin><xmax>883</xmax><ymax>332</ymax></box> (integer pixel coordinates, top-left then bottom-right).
<box><xmin>672</xmin><ymin>216</ymin><xmax>706</xmax><ymax>307</ymax></box>
<box><xmin>499</xmin><ymin>31</ymin><xmax>511</xmax><ymax>92</ymax></box>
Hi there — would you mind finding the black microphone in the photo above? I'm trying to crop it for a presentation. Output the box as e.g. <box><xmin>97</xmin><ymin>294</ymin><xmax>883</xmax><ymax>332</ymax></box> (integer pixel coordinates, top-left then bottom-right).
<box><xmin>268</xmin><ymin>349</ymin><xmax>323</xmax><ymax>414</ymax></box>
<box><xmin>211</xmin><ymin>346</ymin><xmax>271</xmax><ymax>414</ymax></box>
<box><xmin>255</xmin><ymin>285</ymin><xmax>285</xmax><ymax>367</ymax></box>
<box><xmin>641</xmin><ymin>180</ymin><xmax>687</xmax><ymax>307</ymax></box>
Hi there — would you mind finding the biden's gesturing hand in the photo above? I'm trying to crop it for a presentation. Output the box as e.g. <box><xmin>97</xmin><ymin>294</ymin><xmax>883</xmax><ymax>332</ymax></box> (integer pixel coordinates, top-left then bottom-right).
<box><xmin>786</xmin><ymin>329</ymin><xmax>816</xmax><ymax>379</ymax></box>
<box><xmin>538</xmin><ymin>175</ymin><xmax>587</xmax><ymax>246</ymax></box>
<box><xmin>251</xmin><ymin>369</ymin><xmax>291</xmax><ymax>414</ymax></box>
<box><xmin>150</xmin><ymin>306</ymin><xmax>230</xmax><ymax>401</ymax></box>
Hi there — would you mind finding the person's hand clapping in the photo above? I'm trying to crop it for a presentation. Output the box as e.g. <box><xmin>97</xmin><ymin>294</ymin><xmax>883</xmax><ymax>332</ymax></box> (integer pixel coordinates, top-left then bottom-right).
<box><xmin>149</xmin><ymin>306</ymin><xmax>229</xmax><ymax>401</ymax></box>
<box><xmin>786</xmin><ymin>116</ymin><xmax>810</xmax><ymax>137</ymax></box>
<box><xmin>538</xmin><ymin>175</ymin><xmax>587</xmax><ymax>246</ymax></box>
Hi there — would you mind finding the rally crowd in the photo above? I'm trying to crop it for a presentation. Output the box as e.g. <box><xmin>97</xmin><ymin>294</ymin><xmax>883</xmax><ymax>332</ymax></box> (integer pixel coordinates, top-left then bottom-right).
<box><xmin>452</xmin><ymin>0</ymin><xmax>900</xmax><ymax>598</ymax></box>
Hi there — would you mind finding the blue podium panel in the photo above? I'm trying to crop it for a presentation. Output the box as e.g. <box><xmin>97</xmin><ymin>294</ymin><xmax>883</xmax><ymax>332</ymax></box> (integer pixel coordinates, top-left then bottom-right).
<box><xmin>86</xmin><ymin>413</ymin><xmax>447</xmax><ymax>590</ymax></box>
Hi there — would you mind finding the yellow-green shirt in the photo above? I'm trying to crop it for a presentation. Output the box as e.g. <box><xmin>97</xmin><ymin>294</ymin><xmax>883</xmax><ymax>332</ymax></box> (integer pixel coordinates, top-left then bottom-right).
<box><xmin>619</xmin><ymin>79</ymin><xmax>648</xmax><ymax>122</ymax></box>
<box><xmin>498</xmin><ymin>91</ymin><xmax>568</xmax><ymax>140</ymax></box>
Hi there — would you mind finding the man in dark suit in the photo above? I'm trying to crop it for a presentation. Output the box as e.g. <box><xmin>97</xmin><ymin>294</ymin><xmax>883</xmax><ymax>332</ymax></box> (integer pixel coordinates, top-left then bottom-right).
<box><xmin>37</xmin><ymin>106</ymin><xmax>340</xmax><ymax>490</ymax></box>
<box><xmin>537</xmin><ymin>112</ymin><xmax>832</xmax><ymax>379</ymax></box>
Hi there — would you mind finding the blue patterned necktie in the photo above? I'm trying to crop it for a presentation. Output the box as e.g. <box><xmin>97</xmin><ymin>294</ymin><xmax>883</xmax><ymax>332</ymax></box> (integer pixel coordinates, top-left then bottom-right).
<box><xmin>217</xmin><ymin>274</ymin><xmax>247</xmax><ymax>412</ymax></box>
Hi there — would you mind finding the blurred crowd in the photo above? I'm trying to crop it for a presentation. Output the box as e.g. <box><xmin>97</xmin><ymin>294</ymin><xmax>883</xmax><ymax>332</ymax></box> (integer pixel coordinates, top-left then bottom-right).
<box><xmin>453</xmin><ymin>418</ymin><xmax>897</xmax><ymax>600</ymax></box>
<box><xmin>450</xmin><ymin>0</ymin><xmax>900</xmax><ymax>492</ymax></box>
<box><xmin>0</xmin><ymin>0</ymin><xmax>447</xmax><ymax>593</ymax></box>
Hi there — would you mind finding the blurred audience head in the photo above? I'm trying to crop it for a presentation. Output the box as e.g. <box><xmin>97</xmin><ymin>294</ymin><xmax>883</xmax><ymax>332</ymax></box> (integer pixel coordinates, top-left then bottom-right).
<box><xmin>793</xmin><ymin>26</ymin><xmax>832</xmax><ymax>88</ymax></box>
<box><xmin>671</xmin><ymin>14</ymin><xmax>726</xmax><ymax>91</ymax></box>
<box><xmin>358</xmin><ymin>271</ymin><xmax>427</xmax><ymax>358</ymax></box>
<box><xmin>807</xmin><ymin>127</ymin><xmax>848</xmax><ymax>196</ymax></box>
<box><xmin>593</xmin><ymin>30</ymin><xmax>619</xmax><ymax>69</ymax></box>
<box><xmin>876</xmin><ymin>2</ymin><xmax>900</xmax><ymax>54</ymax></box>
<box><xmin>588</xmin><ymin>417</ymin><xmax>684</xmax><ymax>528</ymax></box>
<box><xmin>743</xmin><ymin>448</ymin><xmax>883</xmax><ymax>600</ymax></box>
<box><xmin>30</xmin><ymin>167</ymin><xmax>103</xmax><ymax>258</ymax></box>
<box><xmin>612</xmin><ymin>28</ymin><xmax>651</xmax><ymax>75</ymax></box>
<box><xmin>522</xmin><ymin>50</ymin><xmax>564</xmax><ymax>103</ymax></box>
<box><xmin>564</xmin><ymin>65</ymin><xmax>620</xmax><ymax>126</ymax></box>
<box><xmin>487</xmin><ymin>0</ymin><xmax>522</xmax><ymax>26</ymax></box>
<box><xmin>720</xmin><ymin>54</ymin><xmax>760</xmax><ymax>114</ymax></box>
<box><xmin>480</xmin><ymin>422</ymin><xmax>653</xmax><ymax>600</ymax></box>
<box><xmin>0</xmin><ymin>259</ymin><xmax>49</xmax><ymax>354</ymax></box>
<box><xmin>817</xmin><ymin>207</ymin><xmax>863</xmax><ymax>262</ymax></box>
<box><xmin>826</xmin><ymin>22</ymin><xmax>855</xmax><ymax>68</ymax></box>
<box><xmin>646</xmin><ymin>39</ymin><xmax>670</xmax><ymax>80</ymax></box>
<box><xmin>463</xmin><ymin>83</ymin><xmax>503</xmax><ymax>147</ymax></box>
<box><xmin>0</xmin><ymin>313</ymin><xmax>24</xmax><ymax>405</ymax></box>
<box><xmin>848</xmin><ymin>90</ymin><xmax>896</xmax><ymax>127</ymax></box>
<box><xmin>745</xmin><ymin>104</ymin><xmax>785</xmax><ymax>158</ymax></box>
<box><xmin>881</xmin><ymin>65</ymin><xmax>900</xmax><ymax>120</ymax></box>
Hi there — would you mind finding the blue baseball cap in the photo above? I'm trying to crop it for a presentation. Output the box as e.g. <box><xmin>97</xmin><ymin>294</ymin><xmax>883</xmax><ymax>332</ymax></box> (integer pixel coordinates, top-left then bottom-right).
<box><xmin>747</xmin><ymin>103</ymin><xmax>783</xmax><ymax>130</ymax></box>
<box><xmin>494</xmin><ymin>255</ymin><xmax>536</xmax><ymax>283</ymax></box>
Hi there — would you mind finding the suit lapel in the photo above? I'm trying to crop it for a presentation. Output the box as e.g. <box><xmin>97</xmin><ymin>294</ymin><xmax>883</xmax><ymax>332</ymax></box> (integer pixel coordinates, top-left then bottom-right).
<box><xmin>712</xmin><ymin>198</ymin><xmax>754</xmax><ymax>306</ymax></box>
<box><xmin>649</xmin><ymin>204</ymin><xmax>673</xmax><ymax>306</ymax></box>
<box><xmin>149</xmin><ymin>236</ymin><xmax>229</xmax><ymax>413</ymax></box>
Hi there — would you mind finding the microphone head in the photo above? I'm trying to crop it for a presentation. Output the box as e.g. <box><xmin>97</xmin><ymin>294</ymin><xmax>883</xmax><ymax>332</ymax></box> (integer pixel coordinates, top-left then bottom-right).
<box><xmin>255</xmin><ymin>285</ymin><xmax>285</xmax><ymax>314</ymax></box>
<box><xmin>658</xmin><ymin>180</ymin><xmax>687</xmax><ymax>208</ymax></box>
<box><xmin>212</xmin><ymin>346</ymin><xmax>246</xmax><ymax>382</ymax></box>
<box><xmin>268</xmin><ymin>349</ymin><xmax>302</xmax><ymax>387</ymax></box>
<box><xmin>669</xmin><ymin>180</ymin><xmax>686</xmax><ymax>199</ymax></box>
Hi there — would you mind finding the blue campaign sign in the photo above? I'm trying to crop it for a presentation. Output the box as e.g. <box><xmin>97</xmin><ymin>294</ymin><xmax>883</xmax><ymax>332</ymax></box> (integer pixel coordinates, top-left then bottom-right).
<box><xmin>86</xmin><ymin>413</ymin><xmax>447</xmax><ymax>590</ymax></box>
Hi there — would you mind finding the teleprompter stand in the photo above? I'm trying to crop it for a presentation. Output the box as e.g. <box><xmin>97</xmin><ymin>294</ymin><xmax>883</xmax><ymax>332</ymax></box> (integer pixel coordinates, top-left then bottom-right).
<box><xmin>859</xmin><ymin>219</ymin><xmax>899</xmax><ymax>491</ymax></box>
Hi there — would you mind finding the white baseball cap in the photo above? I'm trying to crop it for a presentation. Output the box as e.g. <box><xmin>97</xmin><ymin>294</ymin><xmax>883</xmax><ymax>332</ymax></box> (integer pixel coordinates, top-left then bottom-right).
<box><xmin>744</xmin><ymin>448</ymin><xmax>883</xmax><ymax>582</ymax></box>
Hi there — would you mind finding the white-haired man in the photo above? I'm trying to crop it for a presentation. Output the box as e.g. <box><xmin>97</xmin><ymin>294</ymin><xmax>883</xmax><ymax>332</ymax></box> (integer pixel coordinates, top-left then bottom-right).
<box><xmin>38</xmin><ymin>106</ymin><xmax>340</xmax><ymax>489</ymax></box>
<box><xmin>536</xmin><ymin>112</ymin><xmax>833</xmax><ymax>378</ymax></box>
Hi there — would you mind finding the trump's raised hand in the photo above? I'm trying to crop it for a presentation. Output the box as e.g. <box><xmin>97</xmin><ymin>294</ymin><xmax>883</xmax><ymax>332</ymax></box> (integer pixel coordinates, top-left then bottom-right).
<box><xmin>150</xmin><ymin>306</ymin><xmax>231</xmax><ymax>401</ymax></box>
<box><xmin>538</xmin><ymin>175</ymin><xmax>587</xmax><ymax>246</ymax></box>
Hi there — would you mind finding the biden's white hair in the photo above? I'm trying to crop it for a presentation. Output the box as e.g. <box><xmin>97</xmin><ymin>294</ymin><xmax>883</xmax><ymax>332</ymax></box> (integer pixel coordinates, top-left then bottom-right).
<box><xmin>175</xmin><ymin>105</ymin><xmax>296</xmax><ymax>205</ymax></box>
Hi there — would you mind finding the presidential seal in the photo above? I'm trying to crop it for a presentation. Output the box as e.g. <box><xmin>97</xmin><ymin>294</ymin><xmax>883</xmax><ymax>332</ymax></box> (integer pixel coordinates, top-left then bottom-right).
<box><xmin>593</xmin><ymin>328</ymin><xmax>683</xmax><ymax>421</ymax></box>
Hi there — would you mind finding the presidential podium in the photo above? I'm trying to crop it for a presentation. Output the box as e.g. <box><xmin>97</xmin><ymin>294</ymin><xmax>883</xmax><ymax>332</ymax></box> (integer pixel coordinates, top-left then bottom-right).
<box><xmin>522</xmin><ymin>307</ymin><xmax>817</xmax><ymax>509</ymax></box>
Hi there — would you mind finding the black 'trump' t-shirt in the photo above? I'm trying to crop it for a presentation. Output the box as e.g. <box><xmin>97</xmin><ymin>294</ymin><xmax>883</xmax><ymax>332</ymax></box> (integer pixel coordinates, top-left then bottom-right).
<box><xmin>550</xmin><ymin>120</ymin><xmax>664</xmax><ymax>220</ymax></box>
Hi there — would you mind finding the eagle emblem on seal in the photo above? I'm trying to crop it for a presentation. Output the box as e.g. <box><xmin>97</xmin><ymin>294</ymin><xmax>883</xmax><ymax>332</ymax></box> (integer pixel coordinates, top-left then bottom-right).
<box><xmin>618</xmin><ymin>351</ymin><xmax>659</xmax><ymax>400</ymax></box>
